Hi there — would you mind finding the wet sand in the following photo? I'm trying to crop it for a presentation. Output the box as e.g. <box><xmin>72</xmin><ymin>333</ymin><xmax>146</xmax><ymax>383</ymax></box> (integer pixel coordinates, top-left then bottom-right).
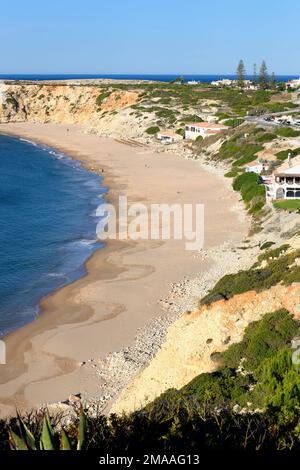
<box><xmin>0</xmin><ymin>122</ymin><xmax>248</xmax><ymax>416</ymax></box>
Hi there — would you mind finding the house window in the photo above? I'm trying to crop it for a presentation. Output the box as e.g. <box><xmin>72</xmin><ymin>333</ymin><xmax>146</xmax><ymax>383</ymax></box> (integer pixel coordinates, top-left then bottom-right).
<box><xmin>191</xmin><ymin>127</ymin><xmax>195</xmax><ymax>132</ymax></box>
<box><xmin>286</xmin><ymin>190</ymin><xmax>295</xmax><ymax>198</ymax></box>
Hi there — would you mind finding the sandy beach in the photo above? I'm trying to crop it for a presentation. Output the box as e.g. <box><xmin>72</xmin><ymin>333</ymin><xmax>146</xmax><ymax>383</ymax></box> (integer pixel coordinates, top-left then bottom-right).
<box><xmin>0</xmin><ymin>122</ymin><xmax>248</xmax><ymax>416</ymax></box>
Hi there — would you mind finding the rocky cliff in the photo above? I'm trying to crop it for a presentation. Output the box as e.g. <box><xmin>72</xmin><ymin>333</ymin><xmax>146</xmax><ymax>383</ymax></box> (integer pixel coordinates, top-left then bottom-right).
<box><xmin>0</xmin><ymin>82</ymin><xmax>140</xmax><ymax>134</ymax></box>
<box><xmin>111</xmin><ymin>230</ymin><xmax>300</xmax><ymax>414</ymax></box>
<box><xmin>112</xmin><ymin>284</ymin><xmax>300</xmax><ymax>415</ymax></box>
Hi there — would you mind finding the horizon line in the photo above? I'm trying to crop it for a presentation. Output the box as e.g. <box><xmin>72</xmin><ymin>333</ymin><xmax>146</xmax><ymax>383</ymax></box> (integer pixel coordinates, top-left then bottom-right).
<box><xmin>0</xmin><ymin>72</ymin><xmax>299</xmax><ymax>76</ymax></box>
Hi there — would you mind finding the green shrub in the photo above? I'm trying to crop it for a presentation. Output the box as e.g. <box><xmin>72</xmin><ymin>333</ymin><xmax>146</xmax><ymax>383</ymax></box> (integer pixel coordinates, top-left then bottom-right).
<box><xmin>276</xmin><ymin>149</ymin><xmax>293</xmax><ymax>160</ymax></box>
<box><xmin>232</xmin><ymin>153</ymin><xmax>259</xmax><ymax>166</ymax></box>
<box><xmin>257</xmin><ymin>244</ymin><xmax>290</xmax><ymax>263</ymax></box>
<box><xmin>261</xmin><ymin>102</ymin><xmax>298</xmax><ymax>113</ymax></box>
<box><xmin>252</xmin><ymin>348</ymin><xmax>300</xmax><ymax>417</ymax></box>
<box><xmin>232</xmin><ymin>172</ymin><xmax>265</xmax><ymax>214</ymax></box>
<box><xmin>145</xmin><ymin>126</ymin><xmax>160</xmax><ymax>135</ymax></box>
<box><xmin>223</xmin><ymin>118</ymin><xmax>244</xmax><ymax>128</ymax></box>
<box><xmin>176</xmin><ymin>367</ymin><xmax>252</xmax><ymax>406</ymax></box>
<box><xmin>200</xmin><ymin>247</ymin><xmax>300</xmax><ymax>305</ymax></box>
<box><xmin>276</xmin><ymin>127</ymin><xmax>300</xmax><ymax>138</ymax></box>
<box><xmin>241</xmin><ymin>182</ymin><xmax>265</xmax><ymax>203</ymax></box>
<box><xmin>216</xmin><ymin>112</ymin><xmax>232</xmax><ymax>120</ymax></box>
<box><xmin>219</xmin><ymin>140</ymin><xmax>262</xmax><ymax>164</ymax></box>
<box><xmin>96</xmin><ymin>91</ymin><xmax>111</xmax><ymax>106</ymax></box>
<box><xmin>249</xmin><ymin>200</ymin><xmax>265</xmax><ymax>214</ymax></box>
<box><xmin>152</xmin><ymin>309</ymin><xmax>300</xmax><ymax>430</ymax></box>
<box><xmin>233</xmin><ymin>172</ymin><xmax>260</xmax><ymax>191</ymax></box>
<box><xmin>218</xmin><ymin>309</ymin><xmax>298</xmax><ymax>371</ymax></box>
<box><xmin>260</xmin><ymin>241</ymin><xmax>275</xmax><ymax>250</ymax></box>
<box><xmin>224</xmin><ymin>169</ymin><xmax>241</xmax><ymax>178</ymax></box>
<box><xmin>180</xmin><ymin>114</ymin><xmax>203</xmax><ymax>124</ymax></box>
<box><xmin>255</xmin><ymin>133</ymin><xmax>277</xmax><ymax>143</ymax></box>
<box><xmin>276</xmin><ymin>147</ymin><xmax>300</xmax><ymax>161</ymax></box>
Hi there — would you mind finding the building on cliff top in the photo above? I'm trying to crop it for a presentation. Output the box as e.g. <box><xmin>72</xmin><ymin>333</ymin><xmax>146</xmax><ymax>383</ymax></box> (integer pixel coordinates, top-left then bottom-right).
<box><xmin>185</xmin><ymin>122</ymin><xmax>228</xmax><ymax>140</ymax></box>
<box><xmin>286</xmin><ymin>78</ymin><xmax>300</xmax><ymax>90</ymax></box>
<box><xmin>265</xmin><ymin>154</ymin><xmax>300</xmax><ymax>200</ymax></box>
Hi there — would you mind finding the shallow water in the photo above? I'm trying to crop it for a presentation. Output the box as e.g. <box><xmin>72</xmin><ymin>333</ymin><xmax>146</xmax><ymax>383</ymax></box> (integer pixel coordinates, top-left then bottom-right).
<box><xmin>0</xmin><ymin>134</ymin><xmax>107</xmax><ymax>337</ymax></box>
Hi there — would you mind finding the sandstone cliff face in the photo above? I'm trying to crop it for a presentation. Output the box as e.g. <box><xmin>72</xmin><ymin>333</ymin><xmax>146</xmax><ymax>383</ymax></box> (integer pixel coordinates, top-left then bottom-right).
<box><xmin>0</xmin><ymin>83</ymin><xmax>140</xmax><ymax>129</ymax></box>
<box><xmin>111</xmin><ymin>283</ymin><xmax>300</xmax><ymax>414</ymax></box>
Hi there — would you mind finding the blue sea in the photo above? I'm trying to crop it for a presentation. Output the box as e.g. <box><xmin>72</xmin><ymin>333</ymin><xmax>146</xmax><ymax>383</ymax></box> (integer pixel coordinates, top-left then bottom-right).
<box><xmin>0</xmin><ymin>74</ymin><xmax>298</xmax><ymax>83</ymax></box>
<box><xmin>0</xmin><ymin>134</ymin><xmax>107</xmax><ymax>337</ymax></box>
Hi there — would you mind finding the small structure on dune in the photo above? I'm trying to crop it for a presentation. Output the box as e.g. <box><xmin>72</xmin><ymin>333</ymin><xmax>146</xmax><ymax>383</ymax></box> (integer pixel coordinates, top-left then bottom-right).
<box><xmin>156</xmin><ymin>130</ymin><xmax>182</xmax><ymax>144</ymax></box>
<box><xmin>245</xmin><ymin>160</ymin><xmax>268</xmax><ymax>175</ymax></box>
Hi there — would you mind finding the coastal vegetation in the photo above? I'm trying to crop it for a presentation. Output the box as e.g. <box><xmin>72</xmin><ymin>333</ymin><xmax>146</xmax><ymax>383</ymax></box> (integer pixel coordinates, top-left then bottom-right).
<box><xmin>275</xmin><ymin>127</ymin><xmax>300</xmax><ymax>138</ymax></box>
<box><xmin>223</xmin><ymin>118</ymin><xmax>244</xmax><ymax>127</ymax></box>
<box><xmin>217</xmin><ymin>125</ymin><xmax>276</xmax><ymax>166</ymax></box>
<box><xmin>156</xmin><ymin>309</ymin><xmax>299</xmax><ymax>411</ymax></box>
<box><xmin>92</xmin><ymin>77</ymin><xmax>294</xmax><ymax>128</ymax></box>
<box><xmin>260</xmin><ymin>241</ymin><xmax>276</xmax><ymax>250</ymax></box>
<box><xmin>2</xmin><ymin>309</ymin><xmax>300</xmax><ymax>451</ymax></box>
<box><xmin>232</xmin><ymin>172</ymin><xmax>265</xmax><ymax>214</ymax></box>
<box><xmin>145</xmin><ymin>126</ymin><xmax>160</xmax><ymax>135</ymax></box>
<box><xmin>200</xmin><ymin>245</ymin><xmax>300</xmax><ymax>305</ymax></box>
<box><xmin>276</xmin><ymin>147</ymin><xmax>300</xmax><ymax>161</ymax></box>
<box><xmin>95</xmin><ymin>91</ymin><xmax>111</xmax><ymax>106</ymax></box>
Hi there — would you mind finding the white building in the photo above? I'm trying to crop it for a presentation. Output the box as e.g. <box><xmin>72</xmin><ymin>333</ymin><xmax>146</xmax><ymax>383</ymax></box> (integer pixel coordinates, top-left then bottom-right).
<box><xmin>211</xmin><ymin>79</ymin><xmax>258</xmax><ymax>90</ymax></box>
<box><xmin>187</xmin><ymin>80</ymin><xmax>199</xmax><ymax>85</ymax></box>
<box><xmin>156</xmin><ymin>130</ymin><xmax>182</xmax><ymax>144</ymax></box>
<box><xmin>185</xmin><ymin>122</ymin><xmax>228</xmax><ymax>140</ymax></box>
<box><xmin>211</xmin><ymin>79</ymin><xmax>234</xmax><ymax>87</ymax></box>
<box><xmin>286</xmin><ymin>78</ymin><xmax>300</xmax><ymax>90</ymax></box>
<box><xmin>245</xmin><ymin>161</ymin><xmax>268</xmax><ymax>175</ymax></box>
<box><xmin>265</xmin><ymin>155</ymin><xmax>300</xmax><ymax>200</ymax></box>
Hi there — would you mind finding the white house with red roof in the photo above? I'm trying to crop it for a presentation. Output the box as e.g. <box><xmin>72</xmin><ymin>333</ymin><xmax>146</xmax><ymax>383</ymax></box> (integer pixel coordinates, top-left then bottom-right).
<box><xmin>185</xmin><ymin>122</ymin><xmax>228</xmax><ymax>140</ymax></box>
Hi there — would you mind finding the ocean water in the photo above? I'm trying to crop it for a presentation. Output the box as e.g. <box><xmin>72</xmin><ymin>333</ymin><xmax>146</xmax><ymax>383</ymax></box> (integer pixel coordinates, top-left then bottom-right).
<box><xmin>0</xmin><ymin>134</ymin><xmax>107</xmax><ymax>337</ymax></box>
<box><xmin>0</xmin><ymin>74</ymin><xmax>298</xmax><ymax>83</ymax></box>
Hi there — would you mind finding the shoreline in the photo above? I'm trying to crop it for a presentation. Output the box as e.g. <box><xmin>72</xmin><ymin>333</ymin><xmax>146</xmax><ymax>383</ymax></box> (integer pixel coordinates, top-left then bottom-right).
<box><xmin>0</xmin><ymin>133</ymin><xmax>108</xmax><ymax>340</ymax></box>
<box><xmin>0</xmin><ymin>122</ymin><xmax>249</xmax><ymax>417</ymax></box>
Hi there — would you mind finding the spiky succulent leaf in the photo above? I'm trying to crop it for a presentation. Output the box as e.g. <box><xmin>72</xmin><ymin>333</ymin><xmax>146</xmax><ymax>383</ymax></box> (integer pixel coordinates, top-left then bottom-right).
<box><xmin>40</xmin><ymin>415</ymin><xmax>56</xmax><ymax>450</ymax></box>
<box><xmin>17</xmin><ymin>412</ymin><xmax>36</xmax><ymax>450</ymax></box>
<box><xmin>61</xmin><ymin>429</ymin><xmax>72</xmax><ymax>450</ymax></box>
<box><xmin>9</xmin><ymin>430</ymin><xmax>28</xmax><ymax>450</ymax></box>
<box><xmin>77</xmin><ymin>405</ymin><xmax>86</xmax><ymax>450</ymax></box>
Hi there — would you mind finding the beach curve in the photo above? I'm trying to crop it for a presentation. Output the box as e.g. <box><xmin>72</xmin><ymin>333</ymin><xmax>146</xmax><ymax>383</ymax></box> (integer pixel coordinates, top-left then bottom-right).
<box><xmin>0</xmin><ymin>122</ymin><xmax>249</xmax><ymax>417</ymax></box>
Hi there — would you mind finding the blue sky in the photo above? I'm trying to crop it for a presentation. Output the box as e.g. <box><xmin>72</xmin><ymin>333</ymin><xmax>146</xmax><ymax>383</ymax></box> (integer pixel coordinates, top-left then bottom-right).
<box><xmin>1</xmin><ymin>0</ymin><xmax>299</xmax><ymax>74</ymax></box>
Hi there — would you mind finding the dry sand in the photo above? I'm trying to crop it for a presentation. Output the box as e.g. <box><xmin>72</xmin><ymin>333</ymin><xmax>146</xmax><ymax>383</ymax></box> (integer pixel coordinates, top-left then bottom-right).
<box><xmin>0</xmin><ymin>122</ymin><xmax>248</xmax><ymax>416</ymax></box>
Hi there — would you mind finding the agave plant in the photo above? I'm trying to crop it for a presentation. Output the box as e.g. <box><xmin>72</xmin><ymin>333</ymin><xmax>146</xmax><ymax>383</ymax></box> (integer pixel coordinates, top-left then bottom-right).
<box><xmin>9</xmin><ymin>406</ymin><xmax>86</xmax><ymax>450</ymax></box>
